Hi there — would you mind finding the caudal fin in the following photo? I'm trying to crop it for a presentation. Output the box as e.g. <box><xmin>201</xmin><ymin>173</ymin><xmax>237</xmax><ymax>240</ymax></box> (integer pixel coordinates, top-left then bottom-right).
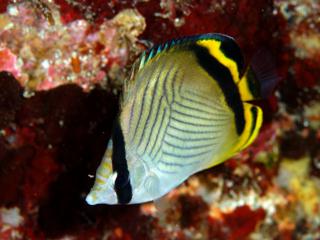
<box><xmin>238</xmin><ymin>50</ymin><xmax>280</xmax><ymax>101</ymax></box>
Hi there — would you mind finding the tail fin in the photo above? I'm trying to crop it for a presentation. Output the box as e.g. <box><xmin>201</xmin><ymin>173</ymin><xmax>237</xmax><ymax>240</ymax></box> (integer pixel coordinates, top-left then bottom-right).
<box><xmin>238</xmin><ymin>50</ymin><xmax>280</xmax><ymax>101</ymax></box>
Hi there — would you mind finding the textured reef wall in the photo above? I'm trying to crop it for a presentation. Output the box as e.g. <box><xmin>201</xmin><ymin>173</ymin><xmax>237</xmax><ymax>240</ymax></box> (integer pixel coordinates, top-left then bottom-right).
<box><xmin>0</xmin><ymin>0</ymin><xmax>319</xmax><ymax>239</ymax></box>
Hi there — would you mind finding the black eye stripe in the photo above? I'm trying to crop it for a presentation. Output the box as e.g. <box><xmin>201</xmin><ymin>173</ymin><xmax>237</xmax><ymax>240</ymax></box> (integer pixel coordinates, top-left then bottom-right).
<box><xmin>112</xmin><ymin>118</ymin><xmax>133</xmax><ymax>204</ymax></box>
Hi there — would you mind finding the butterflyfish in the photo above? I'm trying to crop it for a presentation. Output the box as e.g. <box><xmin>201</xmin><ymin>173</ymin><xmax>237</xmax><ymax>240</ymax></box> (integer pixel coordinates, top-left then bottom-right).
<box><xmin>86</xmin><ymin>33</ymin><xmax>279</xmax><ymax>205</ymax></box>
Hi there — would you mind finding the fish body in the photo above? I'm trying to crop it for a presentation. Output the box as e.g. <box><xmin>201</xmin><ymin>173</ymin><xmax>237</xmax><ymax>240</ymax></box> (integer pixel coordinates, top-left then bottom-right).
<box><xmin>86</xmin><ymin>33</ymin><xmax>278</xmax><ymax>205</ymax></box>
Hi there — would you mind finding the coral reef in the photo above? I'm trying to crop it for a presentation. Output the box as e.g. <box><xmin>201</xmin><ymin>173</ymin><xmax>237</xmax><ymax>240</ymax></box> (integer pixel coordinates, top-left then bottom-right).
<box><xmin>0</xmin><ymin>0</ymin><xmax>319</xmax><ymax>239</ymax></box>
<box><xmin>0</xmin><ymin>2</ymin><xmax>145</xmax><ymax>92</ymax></box>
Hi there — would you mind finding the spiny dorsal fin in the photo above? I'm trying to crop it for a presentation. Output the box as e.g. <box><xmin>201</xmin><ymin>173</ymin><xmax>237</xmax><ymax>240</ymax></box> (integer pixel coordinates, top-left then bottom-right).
<box><xmin>137</xmin><ymin>33</ymin><xmax>245</xmax><ymax>74</ymax></box>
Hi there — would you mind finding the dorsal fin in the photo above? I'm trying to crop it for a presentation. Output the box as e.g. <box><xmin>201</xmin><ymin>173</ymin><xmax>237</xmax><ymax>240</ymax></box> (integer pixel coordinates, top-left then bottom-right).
<box><xmin>137</xmin><ymin>33</ymin><xmax>245</xmax><ymax>75</ymax></box>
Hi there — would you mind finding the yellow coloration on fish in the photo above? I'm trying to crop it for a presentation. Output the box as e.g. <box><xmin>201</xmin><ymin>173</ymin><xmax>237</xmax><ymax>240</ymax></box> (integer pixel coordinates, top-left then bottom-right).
<box><xmin>242</xmin><ymin>105</ymin><xmax>264</xmax><ymax>149</ymax></box>
<box><xmin>86</xmin><ymin>33</ymin><xmax>279</xmax><ymax>205</ymax></box>
<box><xmin>207</xmin><ymin>103</ymin><xmax>263</xmax><ymax>169</ymax></box>
<box><xmin>238</xmin><ymin>73</ymin><xmax>256</xmax><ymax>101</ymax></box>
<box><xmin>197</xmin><ymin>40</ymin><xmax>240</xmax><ymax>84</ymax></box>
<box><xmin>236</xmin><ymin>103</ymin><xmax>263</xmax><ymax>152</ymax></box>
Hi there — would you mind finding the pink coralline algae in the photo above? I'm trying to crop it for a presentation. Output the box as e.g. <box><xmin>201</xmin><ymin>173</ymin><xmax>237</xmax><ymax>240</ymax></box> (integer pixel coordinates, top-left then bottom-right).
<box><xmin>0</xmin><ymin>0</ymin><xmax>320</xmax><ymax>239</ymax></box>
<box><xmin>0</xmin><ymin>48</ymin><xmax>20</xmax><ymax>79</ymax></box>
<box><xmin>0</xmin><ymin>2</ymin><xmax>145</xmax><ymax>92</ymax></box>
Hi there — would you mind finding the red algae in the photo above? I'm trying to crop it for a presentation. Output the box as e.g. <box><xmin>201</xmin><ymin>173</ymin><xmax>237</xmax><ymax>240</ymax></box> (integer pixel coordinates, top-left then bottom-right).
<box><xmin>0</xmin><ymin>1</ymin><xmax>10</xmax><ymax>14</ymax></box>
<box><xmin>178</xmin><ymin>194</ymin><xmax>209</xmax><ymax>229</ymax></box>
<box><xmin>208</xmin><ymin>205</ymin><xmax>266</xmax><ymax>240</ymax></box>
<box><xmin>0</xmin><ymin>0</ymin><xmax>320</xmax><ymax>239</ymax></box>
